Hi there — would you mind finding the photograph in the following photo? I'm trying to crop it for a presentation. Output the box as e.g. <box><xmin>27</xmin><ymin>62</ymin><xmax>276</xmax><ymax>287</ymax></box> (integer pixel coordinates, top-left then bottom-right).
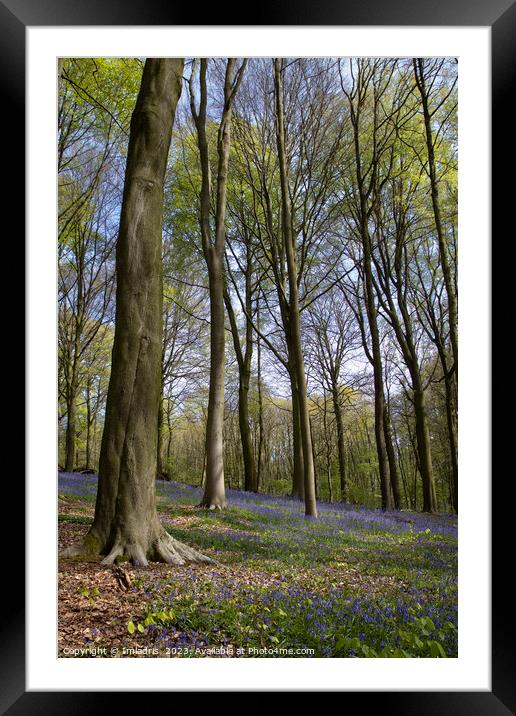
<box><xmin>57</xmin><ymin>55</ymin><xmax>459</xmax><ymax>660</ymax></box>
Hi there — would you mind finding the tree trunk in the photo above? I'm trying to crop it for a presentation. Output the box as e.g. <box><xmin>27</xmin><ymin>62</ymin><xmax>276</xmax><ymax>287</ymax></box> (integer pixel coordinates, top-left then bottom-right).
<box><xmin>274</xmin><ymin>58</ymin><xmax>317</xmax><ymax>517</ymax></box>
<box><xmin>85</xmin><ymin>382</ymin><xmax>92</xmax><ymax>469</ymax></box>
<box><xmin>351</xmin><ymin>113</ymin><xmax>391</xmax><ymax>510</ymax></box>
<box><xmin>414</xmin><ymin>59</ymin><xmax>458</xmax><ymax>381</ymax></box>
<box><xmin>322</xmin><ymin>395</ymin><xmax>333</xmax><ymax>502</ymax></box>
<box><xmin>190</xmin><ymin>58</ymin><xmax>246</xmax><ymax>508</ymax></box>
<box><xmin>332</xmin><ymin>387</ymin><xmax>347</xmax><ymax>502</ymax></box>
<box><xmin>383</xmin><ymin>405</ymin><xmax>401</xmax><ymax>509</ymax></box>
<box><xmin>157</xmin><ymin>391</ymin><xmax>164</xmax><ymax>479</ymax></box>
<box><xmin>290</xmin><ymin>369</ymin><xmax>305</xmax><ymax>500</ymax></box>
<box><xmin>224</xmin><ymin>276</ymin><xmax>257</xmax><ymax>493</ymax></box>
<box><xmin>200</xmin><ymin>252</ymin><xmax>227</xmax><ymax>507</ymax></box>
<box><xmin>444</xmin><ymin>373</ymin><xmax>458</xmax><ymax>512</ymax></box>
<box><xmin>61</xmin><ymin>59</ymin><xmax>210</xmax><ymax>565</ymax></box>
<box><xmin>256</xmin><ymin>300</ymin><xmax>264</xmax><ymax>493</ymax></box>
<box><xmin>310</xmin><ymin>417</ymin><xmax>320</xmax><ymax>501</ymax></box>
<box><xmin>238</xmin><ymin>378</ymin><xmax>257</xmax><ymax>491</ymax></box>
<box><xmin>413</xmin><ymin>384</ymin><xmax>437</xmax><ymax>513</ymax></box>
<box><xmin>64</xmin><ymin>375</ymin><xmax>77</xmax><ymax>472</ymax></box>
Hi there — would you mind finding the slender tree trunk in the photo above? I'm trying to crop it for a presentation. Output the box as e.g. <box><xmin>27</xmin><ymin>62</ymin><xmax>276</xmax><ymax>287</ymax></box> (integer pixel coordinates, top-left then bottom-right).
<box><xmin>85</xmin><ymin>382</ymin><xmax>92</xmax><ymax>469</ymax></box>
<box><xmin>256</xmin><ymin>300</ymin><xmax>264</xmax><ymax>492</ymax></box>
<box><xmin>383</xmin><ymin>405</ymin><xmax>401</xmax><ymax>509</ymax></box>
<box><xmin>413</xmin><ymin>383</ymin><xmax>436</xmax><ymax>512</ymax></box>
<box><xmin>166</xmin><ymin>402</ymin><xmax>173</xmax><ymax>462</ymax></box>
<box><xmin>289</xmin><ymin>369</ymin><xmax>305</xmax><ymax>500</ymax></box>
<box><xmin>310</xmin><ymin>417</ymin><xmax>320</xmax><ymax>500</ymax></box>
<box><xmin>201</xmin><ymin>251</ymin><xmax>227</xmax><ymax>507</ymax></box>
<box><xmin>157</xmin><ymin>392</ymin><xmax>164</xmax><ymax>478</ymax></box>
<box><xmin>414</xmin><ymin>59</ymin><xmax>458</xmax><ymax>380</ymax></box>
<box><xmin>371</xmin><ymin>353</ymin><xmax>391</xmax><ymax>510</ymax></box>
<box><xmin>444</xmin><ymin>374</ymin><xmax>458</xmax><ymax>512</ymax></box>
<box><xmin>64</xmin><ymin>373</ymin><xmax>78</xmax><ymax>471</ymax></box>
<box><xmin>274</xmin><ymin>58</ymin><xmax>317</xmax><ymax>517</ymax></box>
<box><xmin>332</xmin><ymin>387</ymin><xmax>348</xmax><ymax>502</ymax></box>
<box><xmin>238</xmin><ymin>379</ymin><xmax>256</xmax><ymax>491</ymax></box>
<box><xmin>190</xmin><ymin>58</ymin><xmax>246</xmax><ymax>508</ymax></box>
<box><xmin>62</xmin><ymin>59</ymin><xmax>209</xmax><ymax>565</ymax></box>
<box><xmin>352</xmin><ymin>135</ymin><xmax>391</xmax><ymax>510</ymax></box>
<box><xmin>224</xmin><ymin>274</ymin><xmax>257</xmax><ymax>493</ymax></box>
<box><xmin>322</xmin><ymin>396</ymin><xmax>333</xmax><ymax>502</ymax></box>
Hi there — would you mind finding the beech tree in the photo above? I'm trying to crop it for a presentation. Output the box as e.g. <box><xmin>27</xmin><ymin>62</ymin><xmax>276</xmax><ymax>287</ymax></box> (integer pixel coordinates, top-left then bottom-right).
<box><xmin>188</xmin><ymin>58</ymin><xmax>247</xmax><ymax>509</ymax></box>
<box><xmin>338</xmin><ymin>59</ymin><xmax>401</xmax><ymax>511</ymax></box>
<box><xmin>62</xmin><ymin>58</ymin><xmax>210</xmax><ymax>565</ymax></box>
<box><xmin>224</xmin><ymin>220</ymin><xmax>258</xmax><ymax>492</ymax></box>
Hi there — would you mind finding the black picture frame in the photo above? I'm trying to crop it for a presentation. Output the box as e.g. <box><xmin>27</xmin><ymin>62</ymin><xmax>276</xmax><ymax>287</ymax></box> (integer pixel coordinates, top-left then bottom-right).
<box><xmin>8</xmin><ymin>0</ymin><xmax>512</xmax><ymax>711</ymax></box>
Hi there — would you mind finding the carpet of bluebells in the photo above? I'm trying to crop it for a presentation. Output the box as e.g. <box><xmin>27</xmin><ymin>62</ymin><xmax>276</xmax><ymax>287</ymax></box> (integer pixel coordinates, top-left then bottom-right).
<box><xmin>58</xmin><ymin>472</ymin><xmax>458</xmax><ymax>658</ymax></box>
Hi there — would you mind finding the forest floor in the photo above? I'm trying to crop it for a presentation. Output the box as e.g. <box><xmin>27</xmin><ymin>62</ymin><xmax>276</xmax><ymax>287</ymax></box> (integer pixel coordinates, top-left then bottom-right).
<box><xmin>58</xmin><ymin>472</ymin><xmax>458</xmax><ymax>658</ymax></box>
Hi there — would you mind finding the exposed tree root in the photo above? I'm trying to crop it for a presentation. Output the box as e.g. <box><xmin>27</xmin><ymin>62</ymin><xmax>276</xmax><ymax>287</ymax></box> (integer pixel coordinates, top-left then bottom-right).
<box><xmin>197</xmin><ymin>501</ymin><xmax>225</xmax><ymax>510</ymax></box>
<box><xmin>60</xmin><ymin>527</ymin><xmax>213</xmax><ymax>567</ymax></box>
<box><xmin>100</xmin><ymin>530</ymin><xmax>213</xmax><ymax>567</ymax></box>
<box><xmin>60</xmin><ymin>530</ymin><xmax>103</xmax><ymax>560</ymax></box>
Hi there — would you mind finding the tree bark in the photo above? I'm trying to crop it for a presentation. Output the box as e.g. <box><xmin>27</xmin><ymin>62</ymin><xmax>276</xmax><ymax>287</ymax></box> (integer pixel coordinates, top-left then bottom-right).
<box><xmin>201</xmin><ymin>251</ymin><xmax>227</xmax><ymax>507</ymax></box>
<box><xmin>256</xmin><ymin>298</ymin><xmax>264</xmax><ymax>492</ymax></box>
<box><xmin>61</xmin><ymin>59</ymin><xmax>210</xmax><ymax>565</ymax></box>
<box><xmin>383</xmin><ymin>405</ymin><xmax>401</xmax><ymax>509</ymax></box>
<box><xmin>414</xmin><ymin>59</ymin><xmax>458</xmax><ymax>381</ymax></box>
<box><xmin>289</xmin><ymin>369</ymin><xmax>305</xmax><ymax>500</ymax></box>
<box><xmin>190</xmin><ymin>58</ymin><xmax>246</xmax><ymax>509</ymax></box>
<box><xmin>413</xmin><ymin>383</ymin><xmax>437</xmax><ymax>512</ymax></box>
<box><xmin>274</xmin><ymin>58</ymin><xmax>317</xmax><ymax>517</ymax></box>
<box><xmin>85</xmin><ymin>381</ymin><xmax>92</xmax><ymax>469</ymax></box>
<box><xmin>64</xmin><ymin>374</ymin><xmax>78</xmax><ymax>471</ymax></box>
<box><xmin>224</xmin><ymin>253</ymin><xmax>257</xmax><ymax>493</ymax></box>
<box><xmin>346</xmin><ymin>81</ymin><xmax>392</xmax><ymax>511</ymax></box>
<box><xmin>444</xmin><ymin>373</ymin><xmax>458</xmax><ymax>512</ymax></box>
<box><xmin>332</xmin><ymin>388</ymin><xmax>348</xmax><ymax>502</ymax></box>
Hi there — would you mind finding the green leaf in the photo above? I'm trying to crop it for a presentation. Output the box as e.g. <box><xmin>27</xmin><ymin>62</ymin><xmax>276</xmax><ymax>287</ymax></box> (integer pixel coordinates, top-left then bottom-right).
<box><xmin>127</xmin><ymin>620</ymin><xmax>135</xmax><ymax>634</ymax></box>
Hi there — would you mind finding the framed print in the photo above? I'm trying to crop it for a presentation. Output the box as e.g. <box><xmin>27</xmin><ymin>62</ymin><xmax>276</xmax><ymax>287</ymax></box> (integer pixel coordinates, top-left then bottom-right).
<box><xmin>6</xmin><ymin>0</ymin><xmax>513</xmax><ymax>710</ymax></box>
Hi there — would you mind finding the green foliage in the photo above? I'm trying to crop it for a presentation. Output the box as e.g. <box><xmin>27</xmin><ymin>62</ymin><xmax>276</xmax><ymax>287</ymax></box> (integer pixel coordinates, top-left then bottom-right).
<box><xmin>78</xmin><ymin>585</ymin><xmax>100</xmax><ymax>606</ymax></box>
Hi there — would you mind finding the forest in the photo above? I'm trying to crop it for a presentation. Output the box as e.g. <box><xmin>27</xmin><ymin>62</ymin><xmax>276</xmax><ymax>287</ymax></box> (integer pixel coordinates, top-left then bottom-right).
<box><xmin>58</xmin><ymin>57</ymin><xmax>458</xmax><ymax>659</ymax></box>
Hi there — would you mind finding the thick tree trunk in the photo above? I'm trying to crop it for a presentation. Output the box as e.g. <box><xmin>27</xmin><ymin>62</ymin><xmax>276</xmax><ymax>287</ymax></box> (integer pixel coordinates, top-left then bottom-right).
<box><xmin>61</xmin><ymin>59</ymin><xmax>210</xmax><ymax>565</ymax></box>
<box><xmin>274</xmin><ymin>58</ymin><xmax>317</xmax><ymax>518</ymax></box>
